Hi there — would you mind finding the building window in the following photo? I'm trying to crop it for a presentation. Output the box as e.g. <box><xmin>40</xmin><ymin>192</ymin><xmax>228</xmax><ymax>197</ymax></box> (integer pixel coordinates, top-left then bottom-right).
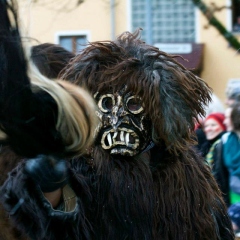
<box><xmin>232</xmin><ymin>0</ymin><xmax>240</xmax><ymax>32</ymax></box>
<box><xmin>131</xmin><ymin>0</ymin><xmax>196</xmax><ymax>44</ymax></box>
<box><xmin>59</xmin><ymin>35</ymin><xmax>87</xmax><ymax>53</ymax></box>
<box><xmin>55</xmin><ymin>31</ymin><xmax>90</xmax><ymax>54</ymax></box>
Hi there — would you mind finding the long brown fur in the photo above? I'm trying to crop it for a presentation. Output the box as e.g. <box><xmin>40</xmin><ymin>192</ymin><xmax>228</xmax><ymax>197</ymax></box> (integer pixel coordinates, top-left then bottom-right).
<box><xmin>31</xmin><ymin>43</ymin><xmax>75</xmax><ymax>79</ymax></box>
<box><xmin>60</xmin><ymin>29</ymin><xmax>234</xmax><ymax>239</ymax></box>
<box><xmin>151</xmin><ymin>148</ymin><xmax>226</xmax><ymax>239</ymax></box>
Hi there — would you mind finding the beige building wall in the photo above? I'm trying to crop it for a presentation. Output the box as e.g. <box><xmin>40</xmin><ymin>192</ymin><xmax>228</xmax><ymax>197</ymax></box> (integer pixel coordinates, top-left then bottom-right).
<box><xmin>18</xmin><ymin>0</ymin><xmax>240</xmax><ymax>105</ymax></box>
<box><xmin>18</xmin><ymin>0</ymin><xmax>128</xmax><ymax>43</ymax></box>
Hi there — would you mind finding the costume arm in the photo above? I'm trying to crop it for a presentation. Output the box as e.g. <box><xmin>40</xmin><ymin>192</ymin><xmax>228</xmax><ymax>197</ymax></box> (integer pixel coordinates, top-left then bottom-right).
<box><xmin>0</xmin><ymin>160</ymin><xmax>91</xmax><ymax>240</ymax></box>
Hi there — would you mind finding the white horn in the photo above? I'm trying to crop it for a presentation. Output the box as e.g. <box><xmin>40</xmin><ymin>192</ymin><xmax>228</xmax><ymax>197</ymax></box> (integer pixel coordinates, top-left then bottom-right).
<box><xmin>107</xmin><ymin>133</ymin><xmax>112</xmax><ymax>146</ymax></box>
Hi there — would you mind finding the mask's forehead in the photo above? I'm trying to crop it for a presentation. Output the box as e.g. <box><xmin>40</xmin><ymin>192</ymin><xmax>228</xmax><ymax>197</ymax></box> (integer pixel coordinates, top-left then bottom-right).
<box><xmin>89</xmin><ymin>67</ymin><xmax>145</xmax><ymax>96</ymax></box>
<box><xmin>94</xmin><ymin>84</ymin><xmax>126</xmax><ymax>101</ymax></box>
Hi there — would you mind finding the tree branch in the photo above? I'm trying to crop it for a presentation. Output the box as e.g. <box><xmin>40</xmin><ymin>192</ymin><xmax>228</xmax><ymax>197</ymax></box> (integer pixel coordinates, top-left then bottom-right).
<box><xmin>192</xmin><ymin>0</ymin><xmax>240</xmax><ymax>51</ymax></box>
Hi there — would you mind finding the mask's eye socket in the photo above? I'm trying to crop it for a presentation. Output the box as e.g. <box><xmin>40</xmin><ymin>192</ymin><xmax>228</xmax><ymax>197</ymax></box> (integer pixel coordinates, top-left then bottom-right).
<box><xmin>98</xmin><ymin>94</ymin><xmax>115</xmax><ymax>113</ymax></box>
<box><xmin>126</xmin><ymin>96</ymin><xmax>144</xmax><ymax>114</ymax></box>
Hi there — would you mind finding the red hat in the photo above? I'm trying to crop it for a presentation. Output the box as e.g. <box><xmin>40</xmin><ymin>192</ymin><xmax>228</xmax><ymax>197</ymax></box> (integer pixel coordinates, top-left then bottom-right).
<box><xmin>205</xmin><ymin>113</ymin><xmax>226</xmax><ymax>131</ymax></box>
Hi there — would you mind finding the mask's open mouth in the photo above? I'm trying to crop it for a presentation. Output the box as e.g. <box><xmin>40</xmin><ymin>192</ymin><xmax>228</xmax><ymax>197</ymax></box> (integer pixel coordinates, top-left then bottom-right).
<box><xmin>101</xmin><ymin>127</ymin><xmax>140</xmax><ymax>155</ymax></box>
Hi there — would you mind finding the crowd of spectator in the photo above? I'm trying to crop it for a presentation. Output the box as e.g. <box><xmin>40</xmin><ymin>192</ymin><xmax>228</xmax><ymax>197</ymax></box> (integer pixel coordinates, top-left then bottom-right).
<box><xmin>195</xmin><ymin>83</ymin><xmax>240</xmax><ymax>236</ymax></box>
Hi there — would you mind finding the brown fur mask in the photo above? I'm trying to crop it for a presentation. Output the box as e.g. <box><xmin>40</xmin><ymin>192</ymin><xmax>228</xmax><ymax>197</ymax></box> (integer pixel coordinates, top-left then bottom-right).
<box><xmin>61</xmin><ymin>29</ymin><xmax>211</xmax><ymax>155</ymax></box>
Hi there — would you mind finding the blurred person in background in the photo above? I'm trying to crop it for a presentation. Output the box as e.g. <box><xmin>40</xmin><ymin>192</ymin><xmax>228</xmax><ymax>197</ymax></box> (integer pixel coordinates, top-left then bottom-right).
<box><xmin>202</xmin><ymin>113</ymin><xmax>227</xmax><ymax>205</ymax></box>
<box><xmin>222</xmin><ymin>103</ymin><xmax>240</xmax><ymax>234</ymax></box>
<box><xmin>228</xmin><ymin>202</ymin><xmax>240</xmax><ymax>235</ymax></box>
<box><xmin>199</xmin><ymin>113</ymin><xmax>227</xmax><ymax>202</ymax></box>
<box><xmin>195</xmin><ymin>93</ymin><xmax>225</xmax><ymax>156</ymax></box>
<box><xmin>209</xmin><ymin>103</ymin><xmax>240</xmax><ymax>234</ymax></box>
<box><xmin>226</xmin><ymin>89</ymin><xmax>240</xmax><ymax>106</ymax></box>
<box><xmin>225</xmin><ymin>80</ymin><xmax>240</xmax><ymax>106</ymax></box>
<box><xmin>203</xmin><ymin>113</ymin><xmax>226</xmax><ymax>165</ymax></box>
<box><xmin>222</xmin><ymin>103</ymin><xmax>240</xmax><ymax>205</ymax></box>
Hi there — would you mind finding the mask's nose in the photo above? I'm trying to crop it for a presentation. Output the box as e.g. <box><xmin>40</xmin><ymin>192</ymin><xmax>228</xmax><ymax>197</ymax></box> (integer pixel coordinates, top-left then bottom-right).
<box><xmin>110</xmin><ymin>96</ymin><xmax>126</xmax><ymax>130</ymax></box>
<box><xmin>112</xmin><ymin>105</ymin><xmax>119</xmax><ymax>125</ymax></box>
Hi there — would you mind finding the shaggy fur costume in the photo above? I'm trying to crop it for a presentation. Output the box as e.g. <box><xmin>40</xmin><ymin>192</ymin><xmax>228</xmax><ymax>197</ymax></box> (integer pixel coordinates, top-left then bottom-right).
<box><xmin>0</xmin><ymin>9</ymin><xmax>76</xmax><ymax>240</ymax></box>
<box><xmin>0</xmin><ymin>146</ymin><xmax>29</xmax><ymax>240</ymax></box>
<box><xmin>0</xmin><ymin>45</ymin><xmax>75</xmax><ymax>240</ymax></box>
<box><xmin>0</xmin><ymin>1</ymin><xmax>96</xmax><ymax>239</ymax></box>
<box><xmin>0</xmin><ymin>1</ymin><xmax>235</xmax><ymax>239</ymax></box>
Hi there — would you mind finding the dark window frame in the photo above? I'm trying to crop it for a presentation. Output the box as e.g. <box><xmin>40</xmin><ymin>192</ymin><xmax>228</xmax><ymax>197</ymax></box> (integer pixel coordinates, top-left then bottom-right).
<box><xmin>232</xmin><ymin>0</ymin><xmax>240</xmax><ymax>32</ymax></box>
